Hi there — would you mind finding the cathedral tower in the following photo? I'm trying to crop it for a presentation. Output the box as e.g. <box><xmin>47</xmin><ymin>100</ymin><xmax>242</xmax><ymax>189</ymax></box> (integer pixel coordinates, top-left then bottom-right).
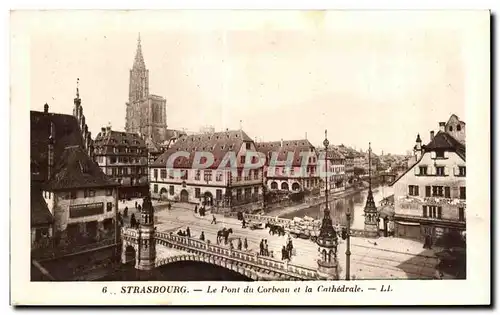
<box><xmin>125</xmin><ymin>34</ymin><xmax>168</xmax><ymax>143</ymax></box>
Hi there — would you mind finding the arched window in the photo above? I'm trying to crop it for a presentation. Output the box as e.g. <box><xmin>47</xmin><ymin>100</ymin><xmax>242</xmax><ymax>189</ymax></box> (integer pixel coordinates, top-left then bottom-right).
<box><xmin>322</xmin><ymin>249</ymin><xmax>327</xmax><ymax>261</ymax></box>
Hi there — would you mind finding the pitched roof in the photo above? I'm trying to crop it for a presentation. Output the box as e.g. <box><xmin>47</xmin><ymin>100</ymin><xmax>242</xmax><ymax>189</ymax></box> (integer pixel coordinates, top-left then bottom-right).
<box><xmin>317</xmin><ymin>147</ymin><xmax>345</xmax><ymax>160</ymax></box>
<box><xmin>425</xmin><ymin>131</ymin><xmax>466</xmax><ymax>160</ymax></box>
<box><xmin>31</xmin><ymin>183</ymin><xmax>54</xmax><ymax>226</ymax></box>
<box><xmin>390</xmin><ymin>131</ymin><xmax>466</xmax><ymax>186</ymax></box>
<box><xmin>255</xmin><ymin>139</ymin><xmax>316</xmax><ymax>166</ymax></box>
<box><xmin>151</xmin><ymin>130</ymin><xmax>253</xmax><ymax>168</ymax></box>
<box><xmin>47</xmin><ymin>145</ymin><xmax>118</xmax><ymax>190</ymax></box>
<box><xmin>31</xmin><ymin>111</ymin><xmax>85</xmax><ymax>182</ymax></box>
<box><xmin>93</xmin><ymin>129</ymin><xmax>147</xmax><ymax>155</ymax></box>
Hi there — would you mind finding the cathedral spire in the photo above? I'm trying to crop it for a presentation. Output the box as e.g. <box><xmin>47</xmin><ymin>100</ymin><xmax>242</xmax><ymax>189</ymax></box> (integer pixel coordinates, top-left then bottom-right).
<box><xmin>133</xmin><ymin>32</ymin><xmax>146</xmax><ymax>70</ymax></box>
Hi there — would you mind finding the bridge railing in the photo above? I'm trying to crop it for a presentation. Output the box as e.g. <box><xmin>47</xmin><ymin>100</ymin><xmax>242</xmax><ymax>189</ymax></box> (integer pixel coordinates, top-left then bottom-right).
<box><xmin>154</xmin><ymin>231</ymin><xmax>318</xmax><ymax>279</ymax></box>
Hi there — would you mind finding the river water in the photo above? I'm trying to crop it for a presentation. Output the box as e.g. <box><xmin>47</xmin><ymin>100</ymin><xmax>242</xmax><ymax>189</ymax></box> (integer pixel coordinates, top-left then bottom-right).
<box><xmin>280</xmin><ymin>184</ymin><xmax>393</xmax><ymax>230</ymax></box>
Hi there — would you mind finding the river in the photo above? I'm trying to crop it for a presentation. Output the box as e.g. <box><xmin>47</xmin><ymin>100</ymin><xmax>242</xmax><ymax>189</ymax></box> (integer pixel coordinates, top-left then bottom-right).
<box><xmin>280</xmin><ymin>184</ymin><xmax>393</xmax><ymax>230</ymax></box>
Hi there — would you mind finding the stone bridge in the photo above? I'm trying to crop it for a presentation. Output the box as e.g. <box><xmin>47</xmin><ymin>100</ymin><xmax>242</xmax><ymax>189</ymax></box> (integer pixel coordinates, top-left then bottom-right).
<box><xmin>121</xmin><ymin>228</ymin><xmax>319</xmax><ymax>281</ymax></box>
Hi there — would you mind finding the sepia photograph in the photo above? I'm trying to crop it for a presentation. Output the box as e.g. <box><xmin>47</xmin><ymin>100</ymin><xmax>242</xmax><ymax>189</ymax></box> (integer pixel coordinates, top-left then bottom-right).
<box><xmin>10</xmin><ymin>9</ymin><xmax>490</xmax><ymax>305</ymax></box>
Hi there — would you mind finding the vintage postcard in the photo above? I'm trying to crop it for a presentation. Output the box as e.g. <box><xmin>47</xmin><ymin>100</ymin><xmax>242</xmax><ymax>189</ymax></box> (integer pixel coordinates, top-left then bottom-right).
<box><xmin>10</xmin><ymin>10</ymin><xmax>490</xmax><ymax>306</ymax></box>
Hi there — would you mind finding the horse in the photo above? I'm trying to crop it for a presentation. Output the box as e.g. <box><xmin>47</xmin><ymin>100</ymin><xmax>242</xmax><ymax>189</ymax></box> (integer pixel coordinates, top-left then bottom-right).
<box><xmin>217</xmin><ymin>228</ymin><xmax>233</xmax><ymax>244</ymax></box>
<box><xmin>266</xmin><ymin>223</ymin><xmax>285</xmax><ymax>236</ymax></box>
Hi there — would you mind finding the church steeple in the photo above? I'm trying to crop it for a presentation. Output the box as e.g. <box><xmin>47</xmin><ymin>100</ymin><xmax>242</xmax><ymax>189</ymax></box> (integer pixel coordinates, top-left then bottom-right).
<box><xmin>133</xmin><ymin>33</ymin><xmax>146</xmax><ymax>70</ymax></box>
<box><xmin>128</xmin><ymin>33</ymin><xmax>149</xmax><ymax>102</ymax></box>
<box><xmin>363</xmin><ymin>142</ymin><xmax>379</xmax><ymax>238</ymax></box>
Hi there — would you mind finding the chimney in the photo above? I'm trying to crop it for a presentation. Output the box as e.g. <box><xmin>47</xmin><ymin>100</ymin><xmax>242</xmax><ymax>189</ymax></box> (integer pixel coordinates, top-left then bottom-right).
<box><xmin>280</xmin><ymin>139</ymin><xmax>283</xmax><ymax>147</ymax></box>
<box><xmin>430</xmin><ymin>130</ymin><xmax>435</xmax><ymax>141</ymax></box>
<box><xmin>43</xmin><ymin>103</ymin><xmax>49</xmax><ymax>113</ymax></box>
<box><xmin>47</xmin><ymin>122</ymin><xmax>55</xmax><ymax>180</ymax></box>
<box><xmin>439</xmin><ymin>122</ymin><xmax>446</xmax><ymax>132</ymax></box>
<box><xmin>101</xmin><ymin>127</ymin><xmax>106</xmax><ymax>136</ymax></box>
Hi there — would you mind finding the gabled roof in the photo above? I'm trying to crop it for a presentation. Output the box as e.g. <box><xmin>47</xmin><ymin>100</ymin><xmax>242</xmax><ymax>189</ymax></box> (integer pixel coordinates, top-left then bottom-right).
<box><xmin>317</xmin><ymin>147</ymin><xmax>345</xmax><ymax>160</ymax></box>
<box><xmin>31</xmin><ymin>183</ymin><xmax>53</xmax><ymax>226</ymax></box>
<box><xmin>425</xmin><ymin>131</ymin><xmax>466</xmax><ymax>160</ymax></box>
<box><xmin>151</xmin><ymin>130</ymin><xmax>253</xmax><ymax>168</ymax></box>
<box><xmin>47</xmin><ymin>145</ymin><xmax>118</xmax><ymax>190</ymax></box>
<box><xmin>94</xmin><ymin>130</ymin><xmax>147</xmax><ymax>155</ymax></box>
<box><xmin>389</xmin><ymin>131</ymin><xmax>466</xmax><ymax>187</ymax></box>
<box><xmin>31</xmin><ymin>111</ymin><xmax>84</xmax><ymax>182</ymax></box>
<box><xmin>255</xmin><ymin>139</ymin><xmax>316</xmax><ymax>166</ymax></box>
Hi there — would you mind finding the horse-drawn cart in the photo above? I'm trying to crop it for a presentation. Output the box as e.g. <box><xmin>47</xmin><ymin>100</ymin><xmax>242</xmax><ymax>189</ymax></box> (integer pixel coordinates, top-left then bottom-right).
<box><xmin>284</xmin><ymin>216</ymin><xmax>321</xmax><ymax>242</ymax></box>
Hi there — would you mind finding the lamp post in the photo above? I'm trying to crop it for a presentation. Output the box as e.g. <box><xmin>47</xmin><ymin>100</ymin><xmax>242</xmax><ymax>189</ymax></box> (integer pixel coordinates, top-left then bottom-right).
<box><xmin>345</xmin><ymin>207</ymin><xmax>352</xmax><ymax>280</ymax></box>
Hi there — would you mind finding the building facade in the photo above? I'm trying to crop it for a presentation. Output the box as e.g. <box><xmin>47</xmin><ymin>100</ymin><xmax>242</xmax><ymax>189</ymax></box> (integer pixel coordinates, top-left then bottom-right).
<box><xmin>149</xmin><ymin>130</ymin><xmax>264</xmax><ymax>211</ymax></box>
<box><xmin>390</xmin><ymin>115</ymin><xmax>466</xmax><ymax>243</ymax></box>
<box><xmin>31</xmin><ymin>105</ymin><xmax>119</xmax><ymax>260</ymax></box>
<box><xmin>318</xmin><ymin>147</ymin><xmax>346</xmax><ymax>193</ymax></box>
<box><xmin>125</xmin><ymin>35</ymin><xmax>168</xmax><ymax>143</ymax></box>
<box><xmin>256</xmin><ymin>139</ymin><xmax>321</xmax><ymax>193</ymax></box>
<box><xmin>93</xmin><ymin>126</ymin><xmax>149</xmax><ymax>199</ymax></box>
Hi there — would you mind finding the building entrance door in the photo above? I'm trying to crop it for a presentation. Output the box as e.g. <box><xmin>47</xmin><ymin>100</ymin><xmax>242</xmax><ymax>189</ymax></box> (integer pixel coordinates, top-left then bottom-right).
<box><xmin>180</xmin><ymin>190</ymin><xmax>189</xmax><ymax>203</ymax></box>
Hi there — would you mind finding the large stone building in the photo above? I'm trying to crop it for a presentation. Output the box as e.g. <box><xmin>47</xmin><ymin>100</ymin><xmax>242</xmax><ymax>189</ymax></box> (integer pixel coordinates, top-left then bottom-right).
<box><xmin>125</xmin><ymin>35</ymin><xmax>168</xmax><ymax>143</ymax></box>
<box><xmin>149</xmin><ymin>130</ymin><xmax>264</xmax><ymax>212</ymax></box>
<box><xmin>93</xmin><ymin>126</ymin><xmax>149</xmax><ymax>199</ymax></box>
<box><xmin>255</xmin><ymin>139</ymin><xmax>321</xmax><ymax>193</ymax></box>
<box><xmin>390</xmin><ymin>115</ymin><xmax>466</xmax><ymax>243</ymax></box>
<box><xmin>31</xmin><ymin>103</ymin><xmax>120</xmax><ymax>280</ymax></box>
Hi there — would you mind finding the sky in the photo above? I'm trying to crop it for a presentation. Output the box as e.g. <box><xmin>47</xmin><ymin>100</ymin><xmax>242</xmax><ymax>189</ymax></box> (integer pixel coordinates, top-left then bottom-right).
<box><xmin>25</xmin><ymin>10</ymin><xmax>472</xmax><ymax>155</ymax></box>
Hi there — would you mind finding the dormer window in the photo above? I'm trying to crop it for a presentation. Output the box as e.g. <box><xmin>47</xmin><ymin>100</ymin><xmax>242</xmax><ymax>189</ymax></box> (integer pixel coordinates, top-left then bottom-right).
<box><xmin>436</xmin><ymin>150</ymin><xmax>445</xmax><ymax>158</ymax></box>
<box><xmin>457</xmin><ymin>125</ymin><xmax>462</xmax><ymax>131</ymax></box>
<box><xmin>449</xmin><ymin>126</ymin><xmax>453</xmax><ymax>132</ymax></box>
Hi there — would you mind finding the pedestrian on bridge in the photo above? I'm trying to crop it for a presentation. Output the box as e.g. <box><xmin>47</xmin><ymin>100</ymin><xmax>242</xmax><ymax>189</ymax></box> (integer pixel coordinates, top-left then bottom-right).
<box><xmin>200</xmin><ymin>231</ymin><xmax>205</xmax><ymax>241</ymax></box>
<box><xmin>264</xmin><ymin>240</ymin><xmax>269</xmax><ymax>256</ymax></box>
<box><xmin>244</xmin><ymin>237</ymin><xmax>248</xmax><ymax>250</ymax></box>
<box><xmin>211</xmin><ymin>215</ymin><xmax>217</xmax><ymax>225</ymax></box>
<box><xmin>123</xmin><ymin>207</ymin><xmax>128</xmax><ymax>218</ymax></box>
<box><xmin>186</xmin><ymin>227</ymin><xmax>191</xmax><ymax>237</ymax></box>
<box><xmin>259</xmin><ymin>239</ymin><xmax>264</xmax><ymax>255</ymax></box>
<box><xmin>194</xmin><ymin>204</ymin><xmax>198</xmax><ymax>214</ymax></box>
<box><xmin>237</xmin><ymin>238</ymin><xmax>242</xmax><ymax>250</ymax></box>
<box><xmin>281</xmin><ymin>246</ymin><xmax>287</xmax><ymax>260</ymax></box>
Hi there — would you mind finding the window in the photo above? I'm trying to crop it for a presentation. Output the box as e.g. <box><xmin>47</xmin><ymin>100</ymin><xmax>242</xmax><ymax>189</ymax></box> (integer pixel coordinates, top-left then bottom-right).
<box><xmin>84</xmin><ymin>189</ymin><xmax>96</xmax><ymax>198</ymax></box>
<box><xmin>459</xmin><ymin>166</ymin><xmax>466</xmax><ymax>177</ymax></box>
<box><xmin>240</xmin><ymin>155</ymin><xmax>245</xmax><ymax>164</ymax></box>
<box><xmin>70</xmin><ymin>191</ymin><xmax>77</xmax><ymax>199</ymax></box>
<box><xmin>254</xmin><ymin>187</ymin><xmax>259</xmax><ymax>194</ymax></box>
<box><xmin>436</xmin><ymin>167</ymin><xmax>445</xmax><ymax>176</ymax></box>
<box><xmin>290</xmin><ymin>168</ymin><xmax>295</xmax><ymax>176</ymax></box>
<box><xmin>169</xmin><ymin>170</ymin><xmax>174</xmax><ymax>179</ymax></box>
<box><xmin>449</xmin><ymin>126</ymin><xmax>453</xmax><ymax>132</ymax></box>
<box><xmin>445</xmin><ymin>187</ymin><xmax>451</xmax><ymax>198</ymax></box>
<box><xmin>195</xmin><ymin>188</ymin><xmax>201</xmax><ymax>198</ymax></box>
<box><xmin>181</xmin><ymin>170</ymin><xmax>188</xmax><ymax>180</ymax></box>
<box><xmin>106</xmin><ymin>189</ymin><xmax>113</xmax><ymax>196</ymax></box>
<box><xmin>169</xmin><ymin>185</ymin><xmax>174</xmax><ymax>195</ymax></box>
<box><xmin>246</xmin><ymin>143</ymin><xmax>251</xmax><ymax>150</ymax></box>
<box><xmin>425</xmin><ymin>186</ymin><xmax>431</xmax><ymax>197</ymax></box>
<box><xmin>216</xmin><ymin>189</ymin><xmax>222</xmax><ymax>200</ymax></box>
<box><xmin>106</xmin><ymin>202</ymin><xmax>112</xmax><ymax>212</ymax></box>
<box><xmin>432</xmin><ymin>186</ymin><xmax>444</xmax><ymax>197</ymax></box>
<box><xmin>154</xmin><ymin>169</ymin><xmax>158</xmax><ymax>179</ymax></box>
<box><xmin>460</xmin><ymin>187</ymin><xmax>466</xmax><ymax>200</ymax></box>
<box><xmin>427</xmin><ymin>205</ymin><xmax>442</xmax><ymax>219</ymax></box>
<box><xmin>419</xmin><ymin>166</ymin><xmax>428</xmax><ymax>175</ymax></box>
<box><xmin>459</xmin><ymin>207</ymin><xmax>465</xmax><ymax>221</ymax></box>
<box><xmin>435</xmin><ymin>150</ymin><xmax>445</xmax><ymax>158</ymax></box>
<box><xmin>195</xmin><ymin>170</ymin><xmax>201</xmax><ymax>181</ymax></box>
<box><xmin>422</xmin><ymin>205</ymin><xmax>427</xmax><ymax>217</ymax></box>
<box><xmin>153</xmin><ymin>184</ymin><xmax>158</xmax><ymax>193</ymax></box>
<box><xmin>254</xmin><ymin>169</ymin><xmax>259</xmax><ymax>180</ymax></box>
<box><xmin>160</xmin><ymin>170</ymin><xmax>167</xmax><ymax>179</ymax></box>
<box><xmin>408</xmin><ymin>185</ymin><xmax>419</xmax><ymax>196</ymax></box>
<box><xmin>457</xmin><ymin>125</ymin><xmax>462</xmax><ymax>131</ymax></box>
<box><xmin>216</xmin><ymin>171</ymin><xmax>223</xmax><ymax>182</ymax></box>
<box><xmin>236</xmin><ymin>189</ymin><xmax>242</xmax><ymax>201</ymax></box>
<box><xmin>204</xmin><ymin>170</ymin><xmax>212</xmax><ymax>182</ymax></box>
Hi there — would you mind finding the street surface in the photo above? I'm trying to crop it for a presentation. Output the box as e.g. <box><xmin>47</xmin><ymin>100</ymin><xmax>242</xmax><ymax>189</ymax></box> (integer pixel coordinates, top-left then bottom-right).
<box><xmin>120</xmin><ymin>199</ymin><xmax>439</xmax><ymax>280</ymax></box>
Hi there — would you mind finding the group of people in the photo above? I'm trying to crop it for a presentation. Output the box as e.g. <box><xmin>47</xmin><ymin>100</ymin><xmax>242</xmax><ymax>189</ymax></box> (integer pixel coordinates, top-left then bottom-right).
<box><xmin>281</xmin><ymin>237</ymin><xmax>294</xmax><ymax>261</ymax></box>
<box><xmin>177</xmin><ymin>227</ymin><xmax>191</xmax><ymax>237</ymax></box>
<box><xmin>194</xmin><ymin>204</ymin><xmax>207</xmax><ymax>217</ymax></box>
<box><xmin>259</xmin><ymin>239</ymin><xmax>270</xmax><ymax>257</ymax></box>
<box><xmin>231</xmin><ymin>237</ymin><xmax>248</xmax><ymax>251</ymax></box>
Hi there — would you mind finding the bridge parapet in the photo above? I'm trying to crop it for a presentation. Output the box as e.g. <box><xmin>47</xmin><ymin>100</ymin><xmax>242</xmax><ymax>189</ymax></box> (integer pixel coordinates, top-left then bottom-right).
<box><xmin>154</xmin><ymin>231</ymin><xmax>318</xmax><ymax>280</ymax></box>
